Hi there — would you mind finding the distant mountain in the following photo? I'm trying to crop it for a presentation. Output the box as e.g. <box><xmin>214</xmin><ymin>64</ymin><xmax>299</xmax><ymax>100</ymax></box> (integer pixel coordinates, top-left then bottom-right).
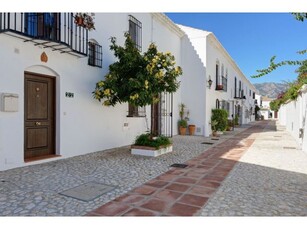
<box><xmin>253</xmin><ymin>82</ymin><xmax>288</xmax><ymax>98</ymax></box>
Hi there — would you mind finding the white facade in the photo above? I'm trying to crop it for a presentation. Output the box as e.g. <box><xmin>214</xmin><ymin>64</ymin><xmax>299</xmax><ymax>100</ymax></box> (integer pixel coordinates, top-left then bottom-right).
<box><xmin>0</xmin><ymin>13</ymin><xmax>258</xmax><ymax>171</ymax></box>
<box><xmin>0</xmin><ymin>13</ymin><xmax>187</xmax><ymax>171</ymax></box>
<box><xmin>178</xmin><ymin>25</ymin><xmax>257</xmax><ymax>136</ymax></box>
<box><xmin>278</xmin><ymin>85</ymin><xmax>307</xmax><ymax>152</ymax></box>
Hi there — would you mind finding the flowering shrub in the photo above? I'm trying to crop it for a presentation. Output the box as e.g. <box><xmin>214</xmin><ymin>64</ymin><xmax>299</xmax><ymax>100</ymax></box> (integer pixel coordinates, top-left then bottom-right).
<box><xmin>93</xmin><ymin>32</ymin><xmax>182</xmax><ymax>107</ymax></box>
<box><xmin>74</xmin><ymin>12</ymin><xmax>95</xmax><ymax>31</ymax></box>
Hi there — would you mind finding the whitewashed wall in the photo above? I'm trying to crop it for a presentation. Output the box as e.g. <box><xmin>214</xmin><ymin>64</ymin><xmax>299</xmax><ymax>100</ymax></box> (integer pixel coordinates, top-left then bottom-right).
<box><xmin>0</xmin><ymin>13</ymin><xmax>184</xmax><ymax>170</ymax></box>
<box><xmin>180</xmin><ymin>35</ymin><xmax>207</xmax><ymax>136</ymax></box>
<box><xmin>278</xmin><ymin>85</ymin><xmax>307</xmax><ymax>152</ymax></box>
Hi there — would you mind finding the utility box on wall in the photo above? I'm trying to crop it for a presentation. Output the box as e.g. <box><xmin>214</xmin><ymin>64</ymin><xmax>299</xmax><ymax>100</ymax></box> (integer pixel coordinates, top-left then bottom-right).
<box><xmin>1</xmin><ymin>93</ymin><xmax>19</xmax><ymax>112</ymax></box>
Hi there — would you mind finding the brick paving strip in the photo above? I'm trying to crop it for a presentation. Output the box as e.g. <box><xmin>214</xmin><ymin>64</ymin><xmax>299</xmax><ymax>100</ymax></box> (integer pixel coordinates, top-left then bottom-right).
<box><xmin>86</xmin><ymin>122</ymin><xmax>268</xmax><ymax>216</ymax></box>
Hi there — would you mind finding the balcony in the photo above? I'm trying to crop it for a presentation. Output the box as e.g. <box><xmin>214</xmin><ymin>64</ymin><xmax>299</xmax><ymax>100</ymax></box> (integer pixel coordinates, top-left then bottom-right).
<box><xmin>0</xmin><ymin>13</ymin><xmax>88</xmax><ymax>57</ymax></box>
<box><xmin>215</xmin><ymin>75</ymin><xmax>227</xmax><ymax>92</ymax></box>
<box><xmin>234</xmin><ymin>89</ymin><xmax>245</xmax><ymax>99</ymax></box>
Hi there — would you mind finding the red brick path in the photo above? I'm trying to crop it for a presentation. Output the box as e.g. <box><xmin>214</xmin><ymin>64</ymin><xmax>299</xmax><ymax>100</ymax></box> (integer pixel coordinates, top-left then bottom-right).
<box><xmin>86</xmin><ymin>122</ymin><xmax>267</xmax><ymax>216</ymax></box>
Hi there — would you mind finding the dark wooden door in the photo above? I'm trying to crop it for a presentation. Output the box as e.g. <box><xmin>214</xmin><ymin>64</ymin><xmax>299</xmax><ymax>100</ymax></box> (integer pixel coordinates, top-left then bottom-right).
<box><xmin>24</xmin><ymin>73</ymin><xmax>55</xmax><ymax>160</ymax></box>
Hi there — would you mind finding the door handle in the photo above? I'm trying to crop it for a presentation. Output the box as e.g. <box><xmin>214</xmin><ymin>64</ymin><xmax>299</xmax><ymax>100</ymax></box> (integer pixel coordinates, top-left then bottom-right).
<box><xmin>35</xmin><ymin>122</ymin><xmax>41</xmax><ymax>126</ymax></box>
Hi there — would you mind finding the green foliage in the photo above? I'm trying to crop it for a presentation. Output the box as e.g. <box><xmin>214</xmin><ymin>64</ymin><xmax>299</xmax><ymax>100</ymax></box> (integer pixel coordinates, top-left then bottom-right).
<box><xmin>211</xmin><ymin>109</ymin><xmax>228</xmax><ymax>131</ymax></box>
<box><xmin>178</xmin><ymin>119</ymin><xmax>188</xmax><ymax>128</ymax></box>
<box><xmin>236</xmin><ymin>114</ymin><xmax>240</xmax><ymax>124</ymax></box>
<box><xmin>255</xmin><ymin>105</ymin><xmax>261</xmax><ymax>119</ymax></box>
<box><xmin>179</xmin><ymin>103</ymin><xmax>185</xmax><ymax>120</ymax></box>
<box><xmin>210</xmin><ymin>120</ymin><xmax>218</xmax><ymax>131</ymax></box>
<box><xmin>178</xmin><ymin>103</ymin><xmax>189</xmax><ymax>128</ymax></box>
<box><xmin>269</xmin><ymin>100</ymin><xmax>280</xmax><ymax>111</ymax></box>
<box><xmin>93</xmin><ymin>32</ymin><xmax>182</xmax><ymax>107</ymax></box>
<box><xmin>251</xmin><ymin>56</ymin><xmax>302</xmax><ymax>78</ymax></box>
<box><xmin>134</xmin><ymin>133</ymin><xmax>171</xmax><ymax>149</ymax></box>
<box><xmin>292</xmin><ymin>13</ymin><xmax>307</xmax><ymax>22</ymax></box>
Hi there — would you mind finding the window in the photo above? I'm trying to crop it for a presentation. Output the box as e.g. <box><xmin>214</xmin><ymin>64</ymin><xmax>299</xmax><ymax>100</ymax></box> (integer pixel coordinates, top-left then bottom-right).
<box><xmin>88</xmin><ymin>40</ymin><xmax>102</xmax><ymax>68</ymax></box>
<box><xmin>234</xmin><ymin>77</ymin><xmax>237</xmax><ymax>98</ymax></box>
<box><xmin>128</xmin><ymin>15</ymin><xmax>142</xmax><ymax>51</ymax></box>
<box><xmin>127</xmin><ymin>15</ymin><xmax>142</xmax><ymax>116</ymax></box>
<box><xmin>220</xmin><ymin>100</ymin><xmax>230</xmax><ymax>115</ymax></box>
<box><xmin>216</xmin><ymin>99</ymin><xmax>220</xmax><ymax>109</ymax></box>
<box><xmin>25</xmin><ymin>13</ymin><xmax>60</xmax><ymax>40</ymax></box>
<box><xmin>128</xmin><ymin>105</ymin><xmax>146</xmax><ymax>117</ymax></box>
<box><xmin>253</xmin><ymin>92</ymin><xmax>255</xmax><ymax>99</ymax></box>
<box><xmin>249</xmin><ymin>89</ymin><xmax>251</xmax><ymax>97</ymax></box>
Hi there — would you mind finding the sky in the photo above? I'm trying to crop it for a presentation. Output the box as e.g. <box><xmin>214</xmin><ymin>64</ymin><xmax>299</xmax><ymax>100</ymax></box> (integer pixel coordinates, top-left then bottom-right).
<box><xmin>166</xmin><ymin>13</ymin><xmax>307</xmax><ymax>84</ymax></box>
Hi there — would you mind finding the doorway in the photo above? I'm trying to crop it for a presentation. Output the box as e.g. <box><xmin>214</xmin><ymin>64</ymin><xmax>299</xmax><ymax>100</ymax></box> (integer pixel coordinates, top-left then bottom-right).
<box><xmin>24</xmin><ymin>72</ymin><xmax>56</xmax><ymax>160</ymax></box>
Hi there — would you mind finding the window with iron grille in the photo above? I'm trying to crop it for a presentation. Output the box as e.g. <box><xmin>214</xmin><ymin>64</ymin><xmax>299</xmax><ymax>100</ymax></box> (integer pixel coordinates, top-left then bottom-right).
<box><xmin>127</xmin><ymin>105</ymin><xmax>146</xmax><ymax>117</ymax></box>
<box><xmin>88</xmin><ymin>41</ymin><xmax>102</xmax><ymax>68</ymax></box>
<box><xmin>128</xmin><ymin>15</ymin><xmax>142</xmax><ymax>51</ymax></box>
<box><xmin>127</xmin><ymin>15</ymin><xmax>142</xmax><ymax>116</ymax></box>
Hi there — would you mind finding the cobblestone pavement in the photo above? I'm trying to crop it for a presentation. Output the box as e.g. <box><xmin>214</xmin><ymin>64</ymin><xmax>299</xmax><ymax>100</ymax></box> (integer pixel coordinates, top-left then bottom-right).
<box><xmin>1</xmin><ymin>120</ymin><xmax>306</xmax><ymax>216</ymax></box>
<box><xmin>0</xmin><ymin>125</ymin><xmax>248</xmax><ymax>216</ymax></box>
<box><xmin>198</xmin><ymin>120</ymin><xmax>307</xmax><ymax>216</ymax></box>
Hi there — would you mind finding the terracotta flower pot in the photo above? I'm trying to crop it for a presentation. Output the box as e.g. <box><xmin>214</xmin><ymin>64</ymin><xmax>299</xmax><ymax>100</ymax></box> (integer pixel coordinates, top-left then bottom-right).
<box><xmin>75</xmin><ymin>17</ymin><xmax>84</xmax><ymax>26</ymax></box>
<box><xmin>188</xmin><ymin>125</ymin><xmax>196</xmax><ymax>135</ymax></box>
<box><xmin>179</xmin><ymin>126</ymin><xmax>187</xmax><ymax>135</ymax></box>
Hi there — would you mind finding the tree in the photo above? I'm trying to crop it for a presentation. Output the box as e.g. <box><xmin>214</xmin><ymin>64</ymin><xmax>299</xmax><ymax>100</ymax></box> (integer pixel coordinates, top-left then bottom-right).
<box><xmin>93</xmin><ymin>32</ymin><xmax>182</xmax><ymax>135</ymax></box>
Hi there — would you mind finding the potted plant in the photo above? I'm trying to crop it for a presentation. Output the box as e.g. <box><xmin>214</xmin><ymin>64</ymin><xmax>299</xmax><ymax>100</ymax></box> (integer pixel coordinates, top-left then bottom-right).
<box><xmin>178</xmin><ymin>119</ymin><xmax>188</xmax><ymax>135</ymax></box>
<box><xmin>93</xmin><ymin>33</ymin><xmax>182</xmax><ymax>157</ymax></box>
<box><xmin>131</xmin><ymin>133</ymin><xmax>173</xmax><ymax>157</ymax></box>
<box><xmin>226</xmin><ymin>119</ymin><xmax>234</xmax><ymax>131</ymax></box>
<box><xmin>178</xmin><ymin>103</ymin><xmax>188</xmax><ymax>135</ymax></box>
<box><xmin>73</xmin><ymin>13</ymin><xmax>95</xmax><ymax>31</ymax></box>
<box><xmin>211</xmin><ymin>109</ymin><xmax>228</xmax><ymax>134</ymax></box>
<box><xmin>210</xmin><ymin>119</ymin><xmax>218</xmax><ymax>137</ymax></box>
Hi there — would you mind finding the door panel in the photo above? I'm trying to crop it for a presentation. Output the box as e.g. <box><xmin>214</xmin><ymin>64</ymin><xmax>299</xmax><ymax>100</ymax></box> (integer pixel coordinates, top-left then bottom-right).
<box><xmin>24</xmin><ymin>73</ymin><xmax>55</xmax><ymax>160</ymax></box>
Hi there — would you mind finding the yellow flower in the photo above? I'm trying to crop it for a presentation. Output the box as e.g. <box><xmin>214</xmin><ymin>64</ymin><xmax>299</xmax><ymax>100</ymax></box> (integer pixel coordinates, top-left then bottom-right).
<box><xmin>145</xmin><ymin>80</ymin><xmax>149</xmax><ymax>89</ymax></box>
<box><xmin>130</xmin><ymin>93</ymin><xmax>139</xmax><ymax>100</ymax></box>
<box><xmin>104</xmin><ymin>88</ymin><xmax>111</xmax><ymax>96</ymax></box>
<box><xmin>98</xmin><ymin>81</ymin><xmax>104</xmax><ymax>87</ymax></box>
<box><xmin>95</xmin><ymin>89</ymin><xmax>101</xmax><ymax>96</ymax></box>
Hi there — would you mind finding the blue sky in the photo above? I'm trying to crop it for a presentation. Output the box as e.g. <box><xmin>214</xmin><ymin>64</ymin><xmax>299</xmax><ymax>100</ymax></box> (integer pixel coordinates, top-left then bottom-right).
<box><xmin>166</xmin><ymin>13</ymin><xmax>307</xmax><ymax>84</ymax></box>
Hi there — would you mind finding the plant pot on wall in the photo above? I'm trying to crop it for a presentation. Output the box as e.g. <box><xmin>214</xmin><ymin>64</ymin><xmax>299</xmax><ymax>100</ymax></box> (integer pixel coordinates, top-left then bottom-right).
<box><xmin>188</xmin><ymin>125</ymin><xmax>196</xmax><ymax>135</ymax></box>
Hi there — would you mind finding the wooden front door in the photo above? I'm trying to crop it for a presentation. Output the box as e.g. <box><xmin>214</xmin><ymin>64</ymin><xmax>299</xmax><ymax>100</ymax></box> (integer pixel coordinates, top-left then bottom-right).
<box><xmin>24</xmin><ymin>73</ymin><xmax>55</xmax><ymax>160</ymax></box>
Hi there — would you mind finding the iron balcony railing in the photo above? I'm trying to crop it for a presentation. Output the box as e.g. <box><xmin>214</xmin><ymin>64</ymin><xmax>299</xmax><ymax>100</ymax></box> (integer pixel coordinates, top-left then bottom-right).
<box><xmin>0</xmin><ymin>13</ymin><xmax>88</xmax><ymax>56</ymax></box>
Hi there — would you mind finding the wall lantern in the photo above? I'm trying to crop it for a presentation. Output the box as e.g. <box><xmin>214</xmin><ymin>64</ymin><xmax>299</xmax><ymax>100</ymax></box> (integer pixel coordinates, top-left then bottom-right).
<box><xmin>208</xmin><ymin>75</ymin><xmax>213</xmax><ymax>89</ymax></box>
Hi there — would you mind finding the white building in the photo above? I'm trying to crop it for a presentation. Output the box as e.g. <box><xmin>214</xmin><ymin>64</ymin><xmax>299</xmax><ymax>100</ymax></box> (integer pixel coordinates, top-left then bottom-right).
<box><xmin>260</xmin><ymin>96</ymin><xmax>277</xmax><ymax>119</ymax></box>
<box><xmin>278</xmin><ymin>85</ymin><xmax>307</xmax><ymax>152</ymax></box>
<box><xmin>178</xmin><ymin>25</ymin><xmax>257</xmax><ymax>136</ymax></box>
<box><xmin>0</xmin><ymin>13</ymin><xmax>257</xmax><ymax>171</ymax></box>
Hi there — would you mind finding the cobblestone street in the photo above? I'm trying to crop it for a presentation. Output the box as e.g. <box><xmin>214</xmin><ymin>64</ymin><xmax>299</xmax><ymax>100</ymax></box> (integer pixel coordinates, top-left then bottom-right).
<box><xmin>0</xmin><ymin>120</ymin><xmax>306</xmax><ymax>216</ymax></box>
